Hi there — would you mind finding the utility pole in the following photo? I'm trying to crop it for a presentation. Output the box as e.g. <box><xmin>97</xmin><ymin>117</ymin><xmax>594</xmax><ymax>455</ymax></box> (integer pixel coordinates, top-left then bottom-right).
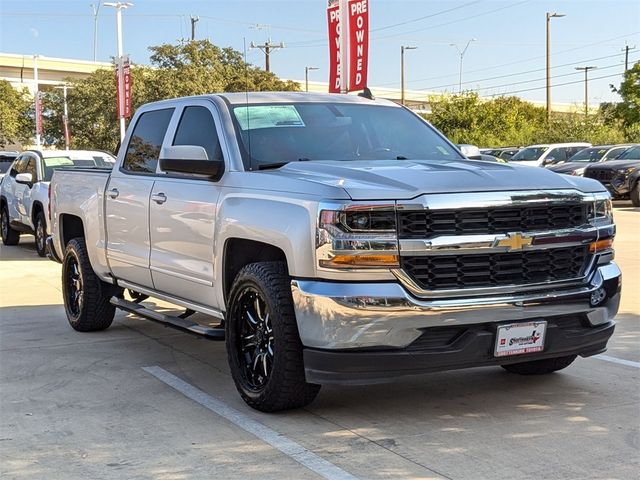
<box><xmin>623</xmin><ymin>44</ymin><xmax>636</xmax><ymax>71</ymax></box>
<box><xmin>400</xmin><ymin>45</ymin><xmax>417</xmax><ymax>106</ymax></box>
<box><xmin>305</xmin><ymin>66</ymin><xmax>319</xmax><ymax>92</ymax></box>
<box><xmin>450</xmin><ymin>39</ymin><xmax>475</xmax><ymax>93</ymax></box>
<box><xmin>546</xmin><ymin>12</ymin><xmax>565</xmax><ymax>120</ymax></box>
<box><xmin>91</xmin><ymin>3</ymin><xmax>100</xmax><ymax>61</ymax></box>
<box><xmin>190</xmin><ymin>15</ymin><xmax>199</xmax><ymax>41</ymax></box>
<box><xmin>575</xmin><ymin>66</ymin><xmax>597</xmax><ymax>115</ymax></box>
<box><xmin>250</xmin><ymin>39</ymin><xmax>285</xmax><ymax>72</ymax></box>
<box><xmin>104</xmin><ymin>2</ymin><xmax>133</xmax><ymax>142</ymax></box>
<box><xmin>54</xmin><ymin>85</ymin><xmax>73</xmax><ymax>150</ymax></box>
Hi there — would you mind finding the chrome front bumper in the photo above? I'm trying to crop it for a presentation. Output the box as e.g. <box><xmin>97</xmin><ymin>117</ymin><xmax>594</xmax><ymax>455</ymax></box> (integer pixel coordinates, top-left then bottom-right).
<box><xmin>291</xmin><ymin>262</ymin><xmax>621</xmax><ymax>350</ymax></box>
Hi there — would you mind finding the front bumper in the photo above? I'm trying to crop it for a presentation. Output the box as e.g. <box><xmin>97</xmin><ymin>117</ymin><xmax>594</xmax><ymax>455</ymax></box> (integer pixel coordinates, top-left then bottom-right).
<box><xmin>291</xmin><ymin>262</ymin><xmax>621</xmax><ymax>384</ymax></box>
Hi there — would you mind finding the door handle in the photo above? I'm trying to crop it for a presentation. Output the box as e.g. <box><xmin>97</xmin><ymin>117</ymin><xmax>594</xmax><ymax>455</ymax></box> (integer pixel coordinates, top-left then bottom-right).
<box><xmin>107</xmin><ymin>188</ymin><xmax>119</xmax><ymax>199</ymax></box>
<box><xmin>151</xmin><ymin>193</ymin><xmax>167</xmax><ymax>205</ymax></box>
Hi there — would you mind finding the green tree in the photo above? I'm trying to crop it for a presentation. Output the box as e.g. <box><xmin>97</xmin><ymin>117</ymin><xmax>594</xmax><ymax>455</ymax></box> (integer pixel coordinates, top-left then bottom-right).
<box><xmin>0</xmin><ymin>80</ymin><xmax>34</xmax><ymax>147</ymax></box>
<box><xmin>609</xmin><ymin>61</ymin><xmax>640</xmax><ymax>141</ymax></box>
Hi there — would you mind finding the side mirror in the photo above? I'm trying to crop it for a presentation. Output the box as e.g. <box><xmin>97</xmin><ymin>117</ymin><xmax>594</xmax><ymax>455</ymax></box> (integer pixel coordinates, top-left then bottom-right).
<box><xmin>15</xmin><ymin>172</ymin><xmax>33</xmax><ymax>185</ymax></box>
<box><xmin>159</xmin><ymin>145</ymin><xmax>224</xmax><ymax>180</ymax></box>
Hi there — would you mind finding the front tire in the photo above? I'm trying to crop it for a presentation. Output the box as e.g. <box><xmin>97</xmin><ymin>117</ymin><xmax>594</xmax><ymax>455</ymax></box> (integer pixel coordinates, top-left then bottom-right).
<box><xmin>34</xmin><ymin>211</ymin><xmax>47</xmax><ymax>257</ymax></box>
<box><xmin>62</xmin><ymin>238</ymin><xmax>120</xmax><ymax>332</ymax></box>
<box><xmin>1</xmin><ymin>206</ymin><xmax>20</xmax><ymax>246</ymax></box>
<box><xmin>226</xmin><ymin>261</ymin><xmax>320</xmax><ymax>412</ymax></box>
<box><xmin>501</xmin><ymin>355</ymin><xmax>577</xmax><ymax>375</ymax></box>
<box><xmin>631</xmin><ymin>182</ymin><xmax>640</xmax><ymax>207</ymax></box>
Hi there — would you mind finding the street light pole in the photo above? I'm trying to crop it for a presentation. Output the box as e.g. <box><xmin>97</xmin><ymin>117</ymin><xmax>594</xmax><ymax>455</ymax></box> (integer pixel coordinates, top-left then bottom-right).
<box><xmin>575</xmin><ymin>66</ymin><xmax>597</xmax><ymax>115</ymax></box>
<box><xmin>546</xmin><ymin>12</ymin><xmax>565</xmax><ymax>120</ymax></box>
<box><xmin>33</xmin><ymin>55</ymin><xmax>41</xmax><ymax>148</ymax></box>
<box><xmin>104</xmin><ymin>2</ymin><xmax>133</xmax><ymax>142</ymax></box>
<box><xmin>401</xmin><ymin>45</ymin><xmax>417</xmax><ymax>106</ymax></box>
<box><xmin>91</xmin><ymin>3</ymin><xmax>101</xmax><ymax>61</ymax></box>
<box><xmin>305</xmin><ymin>66</ymin><xmax>319</xmax><ymax>92</ymax></box>
<box><xmin>450</xmin><ymin>38</ymin><xmax>475</xmax><ymax>93</ymax></box>
<box><xmin>55</xmin><ymin>85</ymin><xmax>73</xmax><ymax>150</ymax></box>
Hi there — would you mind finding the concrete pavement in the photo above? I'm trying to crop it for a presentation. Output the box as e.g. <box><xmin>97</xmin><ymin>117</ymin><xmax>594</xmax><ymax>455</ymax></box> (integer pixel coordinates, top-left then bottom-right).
<box><xmin>1</xmin><ymin>204</ymin><xmax>638</xmax><ymax>480</ymax></box>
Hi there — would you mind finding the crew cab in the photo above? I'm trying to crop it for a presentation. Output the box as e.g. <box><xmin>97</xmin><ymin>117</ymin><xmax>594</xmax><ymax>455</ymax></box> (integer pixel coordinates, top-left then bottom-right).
<box><xmin>0</xmin><ymin>150</ymin><xmax>115</xmax><ymax>256</ymax></box>
<box><xmin>584</xmin><ymin>145</ymin><xmax>640</xmax><ymax>206</ymax></box>
<box><xmin>48</xmin><ymin>93</ymin><xmax>621</xmax><ymax>412</ymax></box>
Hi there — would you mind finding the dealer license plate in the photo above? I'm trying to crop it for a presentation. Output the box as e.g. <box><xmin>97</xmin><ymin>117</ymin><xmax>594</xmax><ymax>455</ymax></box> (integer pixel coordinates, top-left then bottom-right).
<box><xmin>494</xmin><ymin>321</ymin><xmax>547</xmax><ymax>357</ymax></box>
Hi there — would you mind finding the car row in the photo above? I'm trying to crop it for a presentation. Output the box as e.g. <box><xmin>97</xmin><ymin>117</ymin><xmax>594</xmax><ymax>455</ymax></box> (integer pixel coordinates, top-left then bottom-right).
<box><xmin>0</xmin><ymin>149</ymin><xmax>115</xmax><ymax>256</ymax></box>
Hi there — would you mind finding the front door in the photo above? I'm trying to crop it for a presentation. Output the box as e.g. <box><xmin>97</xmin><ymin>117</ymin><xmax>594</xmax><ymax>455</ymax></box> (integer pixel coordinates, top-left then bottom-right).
<box><xmin>149</xmin><ymin>104</ymin><xmax>225</xmax><ymax>306</ymax></box>
<box><xmin>105</xmin><ymin>107</ymin><xmax>174</xmax><ymax>288</ymax></box>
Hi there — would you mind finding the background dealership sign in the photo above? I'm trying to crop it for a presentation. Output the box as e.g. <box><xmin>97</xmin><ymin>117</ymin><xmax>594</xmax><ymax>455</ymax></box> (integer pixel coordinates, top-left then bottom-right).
<box><xmin>327</xmin><ymin>0</ymin><xmax>369</xmax><ymax>93</ymax></box>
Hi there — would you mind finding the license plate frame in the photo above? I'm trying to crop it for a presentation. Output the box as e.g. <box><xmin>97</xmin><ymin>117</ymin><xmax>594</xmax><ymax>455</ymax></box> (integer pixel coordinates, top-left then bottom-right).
<box><xmin>494</xmin><ymin>321</ymin><xmax>547</xmax><ymax>357</ymax></box>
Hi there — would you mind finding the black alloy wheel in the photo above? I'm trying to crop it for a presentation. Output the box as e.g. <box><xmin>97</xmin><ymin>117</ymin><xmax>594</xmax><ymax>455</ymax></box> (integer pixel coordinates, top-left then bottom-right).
<box><xmin>236</xmin><ymin>286</ymin><xmax>274</xmax><ymax>390</ymax></box>
<box><xmin>64</xmin><ymin>252</ymin><xmax>84</xmax><ymax>320</ymax></box>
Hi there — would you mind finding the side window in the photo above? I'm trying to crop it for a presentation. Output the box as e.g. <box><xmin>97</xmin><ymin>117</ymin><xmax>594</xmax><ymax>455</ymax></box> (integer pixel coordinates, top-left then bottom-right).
<box><xmin>551</xmin><ymin>148</ymin><xmax>567</xmax><ymax>161</ymax></box>
<box><xmin>25</xmin><ymin>157</ymin><xmax>38</xmax><ymax>179</ymax></box>
<box><xmin>10</xmin><ymin>156</ymin><xmax>26</xmax><ymax>176</ymax></box>
<box><xmin>123</xmin><ymin>108</ymin><xmax>174</xmax><ymax>173</ymax></box>
<box><xmin>606</xmin><ymin>147</ymin><xmax>624</xmax><ymax>160</ymax></box>
<box><xmin>172</xmin><ymin>106</ymin><xmax>223</xmax><ymax>160</ymax></box>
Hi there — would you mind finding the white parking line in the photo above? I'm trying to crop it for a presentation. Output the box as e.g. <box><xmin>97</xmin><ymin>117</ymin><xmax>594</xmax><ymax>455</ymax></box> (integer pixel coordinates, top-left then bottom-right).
<box><xmin>142</xmin><ymin>366</ymin><xmax>359</xmax><ymax>480</ymax></box>
<box><xmin>594</xmin><ymin>354</ymin><xmax>640</xmax><ymax>368</ymax></box>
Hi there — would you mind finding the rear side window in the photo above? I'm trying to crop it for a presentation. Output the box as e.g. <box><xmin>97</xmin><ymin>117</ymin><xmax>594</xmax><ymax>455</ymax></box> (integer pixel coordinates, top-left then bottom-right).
<box><xmin>172</xmin><ymin>106</ymin><xmax>223</xmax><ymax>161</ymax></box>
<box><xmin>123</xmin><ymin>108</ymin><xmax>174</xmax><ymax>173</ymax></box>
<box><xmin>549</xmin><ymin>148</ymin><xmax>567</xmax><ymax>161</ymax></box>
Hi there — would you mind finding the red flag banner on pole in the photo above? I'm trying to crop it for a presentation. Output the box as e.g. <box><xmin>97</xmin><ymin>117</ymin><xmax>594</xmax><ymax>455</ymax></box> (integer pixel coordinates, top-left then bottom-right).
<box><xmin>327</xmin><ymin>0</ymin><xmax>341</xmax><ymax>93</ymax></box>
<box><xmin>115</xmin><ymin>56</ymin><xmax>133</xmax><ymax>119</ymax></box>
<box><xmin>35</xmin><ymin>92</ymin><xmax>43</xmax><ymax>136</ymax></box>
<box><xmin>348</xmin><ymin>0</ymin><xmax>369</xmax><ymax>92</ymax></box>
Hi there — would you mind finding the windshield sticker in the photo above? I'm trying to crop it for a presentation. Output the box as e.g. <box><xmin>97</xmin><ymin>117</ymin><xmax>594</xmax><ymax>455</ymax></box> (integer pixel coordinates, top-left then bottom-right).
<box><xmin>234</xmin><ymin>105</ymin><xmax>305</xmax><ymax>130</ymax></box>
<box><xmin>43</xmin><ymin>157</ymin><xmax>74</xmax><ymax>167</ymax></box>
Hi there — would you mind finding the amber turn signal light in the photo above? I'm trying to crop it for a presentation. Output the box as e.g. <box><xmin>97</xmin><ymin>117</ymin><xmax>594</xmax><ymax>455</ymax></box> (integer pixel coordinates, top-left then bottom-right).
<box><xmin>320</xmin><ymin>254</ymin><xmax>400</xmax><ymax>269</ymax></box>
<box><xmin>589</xmin><ymin>238</ymin><xmax>614</xmax><ymax>253</ymax></box>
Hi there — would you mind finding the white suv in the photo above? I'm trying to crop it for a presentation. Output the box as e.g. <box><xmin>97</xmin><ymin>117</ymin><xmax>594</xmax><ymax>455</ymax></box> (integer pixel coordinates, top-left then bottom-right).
<box><xmin>509</xmin><ymin>142</ymin><xmax>591</xmax><ymax>167</ymax></box>
<box><xmin>0</xmin><ymin>149</ymin><xmax>114</xmax><ymax>256</ymax></box>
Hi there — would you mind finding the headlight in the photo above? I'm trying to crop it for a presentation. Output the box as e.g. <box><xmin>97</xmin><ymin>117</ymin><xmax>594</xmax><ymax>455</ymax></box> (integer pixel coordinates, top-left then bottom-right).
<box><xmin>617</xmin><ymin>167</ymin><xmax>636</xmax><ymax>175</ymax></box>
<box><xmin>588</xmin><ymin>194</ymin><xmax>613</xmax><ymax>225</ymax></box>
<box><xmin>317</xmin><ymin>204</ymin><xmax>399</xmax><ymax>269</ymax></box>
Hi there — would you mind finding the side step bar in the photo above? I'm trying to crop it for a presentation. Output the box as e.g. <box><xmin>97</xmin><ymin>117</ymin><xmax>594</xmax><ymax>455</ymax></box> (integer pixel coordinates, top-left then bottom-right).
<box><xmin>110</xmin><ymin>297</ymin><xmax>225</xmax><ymax>340</ymax></box>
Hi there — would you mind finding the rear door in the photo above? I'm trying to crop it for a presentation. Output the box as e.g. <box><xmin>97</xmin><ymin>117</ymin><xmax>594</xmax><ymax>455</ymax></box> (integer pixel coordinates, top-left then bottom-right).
<box><xmin>148</xmin><ymin>102</ymin><xmax>225</xmax><ymax>306</ymax></box>
<box><xmin>105</xmin><ymin>108</ymin><xmax>174</xmax><ymax>288</ymax></box>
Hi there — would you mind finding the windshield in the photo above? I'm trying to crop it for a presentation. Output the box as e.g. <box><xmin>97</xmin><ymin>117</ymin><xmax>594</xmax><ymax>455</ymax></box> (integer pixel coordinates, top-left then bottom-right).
<box><xmin>510</xmin><ymin>147</ymin><xmax>548</xmax><ymax>161</ymax></box>
<box><xmin>616</xmin><ymin>146</ymin><xmax>640</xmax><ymax>160</ymax></box>
<box><xmin>568</xmin><ymin>147</ymin><xmax>608</xmax><ymax>162</ymax></box>
<box><xmin>43</xmin><ymin>155</ymin><xmax>115</xmax><ymax>181</ymax></box>
<box><xmin>230</xmin><ymin>103</ymin><xmax>462</xmax><ymax>169</ymax></box>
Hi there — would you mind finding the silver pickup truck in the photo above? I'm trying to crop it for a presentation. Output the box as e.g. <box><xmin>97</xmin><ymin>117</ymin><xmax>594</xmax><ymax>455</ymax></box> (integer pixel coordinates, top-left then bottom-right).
<box><xmin>48</xmin><ymin>92</ymin><xmax>621</xmax><ymax>412</ymax></box>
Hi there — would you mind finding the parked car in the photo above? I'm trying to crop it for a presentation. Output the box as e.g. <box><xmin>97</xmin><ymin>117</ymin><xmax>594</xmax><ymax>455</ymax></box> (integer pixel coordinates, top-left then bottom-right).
<box><xmin>458</xmin><ymin>144</ymin><xmax>506</xmax><ymax>163</ymax></box>
<box><xmin>547</xmin><ymin>145</ymin><xmax>633</xmax><ymax>176</ymax></box>
<box><xmin>0</xmin><ymin>151</ymin><xmax>19</xmax><ymax>180</ymax></box>
<box><xmin>480</xmin><ymin>147</ymin><xmax>521</xmax><ymax>161</ymax></box>
<box><xmin>584</xmin><ymin>145</ymin><xmax>640</xmax><ymax>205</ymax></box>
<box><xmin>48</xmin><ymin>93</ymin><xmax>619</xmax><ymax>412</ymax></box>
<box><xmin>509</xmin><ymin>143</ymin><xmax>591</xmax><ymax>167</ymax></box>
<box><xmin>0</xmin><ymin>149</ymin><xmax>115</xmax><ymax>256</ymax></box>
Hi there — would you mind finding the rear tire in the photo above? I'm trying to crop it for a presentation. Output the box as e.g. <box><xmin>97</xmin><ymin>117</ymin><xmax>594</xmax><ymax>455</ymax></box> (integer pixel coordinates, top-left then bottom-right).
<box><xmin>34</xmin><ymin>211</ymin><xmax>47</xmax><ymax>257</ymax></box>
<box><xmin>1</xmin><ymin>206</ymin><xmax>20</xmax><ymax>246</ymax></box>
<box><xmin>226</xmin><ymin>261</ymin><xmax>320</xmax><ymax>412</ymax></box>
<box><xmin>501</xmin><ymin>355</ymin><xmax>577</xmax><ymax>375</ymax></box>
<box><xmin>631</xmin><ymin>182</ymin><xmax>640</xmax><ymax>207</ymax></box>
<box><xmin>62</xmin><ymin>237</ymin><xmax>120</xmax><ymax>332</ymax></box>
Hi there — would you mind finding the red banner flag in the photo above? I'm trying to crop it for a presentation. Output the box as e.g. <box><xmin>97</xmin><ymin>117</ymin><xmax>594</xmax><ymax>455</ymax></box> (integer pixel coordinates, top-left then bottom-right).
<box><xmin>348</xmin><ymin>0</ymin><xmax>369</xmax><ymax>92</ymax></box>
<box><xmin>327</xmin><ymin>0</ymin><xmax>342</xmax><ymax>93</ymax></box>
<box><xmin>35</xmin><ymin>92</ymin><xmax>43</xmax><ymax>136</ymax></box>
<box><xmin>115</xmin><ymin>56</ymin><xmax>133</xmax><ymax>119</ymax></box>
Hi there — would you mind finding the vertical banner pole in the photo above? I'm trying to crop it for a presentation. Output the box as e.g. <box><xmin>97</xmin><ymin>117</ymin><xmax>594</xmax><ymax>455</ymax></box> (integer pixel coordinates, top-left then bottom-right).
<box><xmin>338</xmin><ymin>0</ymin><xmax>349</xmax><ymax>93</ymax></box>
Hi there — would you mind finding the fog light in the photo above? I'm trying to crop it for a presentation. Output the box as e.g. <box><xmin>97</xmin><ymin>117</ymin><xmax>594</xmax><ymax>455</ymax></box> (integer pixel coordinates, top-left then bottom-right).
<box><xmin>590</xmin><ymin>287</ymin><xmax>607</xmax><ymax>306</ymax></box>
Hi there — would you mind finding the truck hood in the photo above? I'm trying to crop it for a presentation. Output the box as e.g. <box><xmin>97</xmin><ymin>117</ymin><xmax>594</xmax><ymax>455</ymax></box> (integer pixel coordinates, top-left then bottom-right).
<box><xmin>271</xmin><ymin>159</ymin><xmax>606</xmax><ymax>200</ymax></box>
<box><xmin>587</xmin><ymin>160</ymin><xmax>640</xmax><ymax>170</ymax></box>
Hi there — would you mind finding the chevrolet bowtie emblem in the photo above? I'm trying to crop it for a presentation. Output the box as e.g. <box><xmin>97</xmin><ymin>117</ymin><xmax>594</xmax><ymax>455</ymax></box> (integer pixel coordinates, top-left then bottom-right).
<box><xmin>495</xmin><ymin>233</ymin><xmax>533</xmax><ymax>251</ymax></box>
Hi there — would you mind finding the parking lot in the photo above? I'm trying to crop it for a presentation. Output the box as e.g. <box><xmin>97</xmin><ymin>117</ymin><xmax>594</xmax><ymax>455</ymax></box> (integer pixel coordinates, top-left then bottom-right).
<box><xmin>1</xmin><ymin>203</ymin><xmax>638</xmax><ymax>480</ymax></box>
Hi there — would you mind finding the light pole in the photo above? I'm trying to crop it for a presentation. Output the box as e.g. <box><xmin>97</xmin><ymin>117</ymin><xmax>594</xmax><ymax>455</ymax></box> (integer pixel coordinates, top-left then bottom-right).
<box><xmin>546</xmin><ymin>12</ymin><xmax>565</xmax><ymax>120</ymax></box>
<box><xmin>91</xmin><ymin>3</ymin><xmax>101</xmax><ymax>61</ymax></box>
<box><xmin>54</xmin><ymin>85</ymin><xmax>73</xmax><ymax>150</ymax></box>
<box><xmin>450</xmin><ymin>38</ymin><xmax>475</xmax><ymax>93</ymax></box>
<box><xmin>104</xmin><ymin>1</ymin><xmax>133</xmax><ymax>141</ymax></box>
<box><xmin>401</xmin><ymin>45</ymin><xmax>417</xmax><ymax>106</ymax></box>
<box><xmin>575</xmin><ymin>66</ymin><xmax>597</xmax><ymax>115</ymax></box>
<box><xmin>33</xmin><ymin>55</ymin><xmax>42</xmax><ymax>148</ymax></box>
<box><xmin>305</xmin><ymin>66</ymin><xmax>319</xmax><ymax>92</ymax></box>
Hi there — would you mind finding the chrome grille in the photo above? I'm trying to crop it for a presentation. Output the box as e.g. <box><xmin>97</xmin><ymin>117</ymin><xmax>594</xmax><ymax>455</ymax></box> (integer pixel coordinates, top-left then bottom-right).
<box><xmin>397</xmin><ymin>203</ymin><xmax>587</xmax><ymax>239</ymax></box>
<box><xmin>584</xmin><ymin>168</ymin><xmax>615</xmax><ymax>183</ymax></box>
<box><xmin>400</xmin><ymin>246</ymin><xmax>590</xmax><ymax>291</ymax></box>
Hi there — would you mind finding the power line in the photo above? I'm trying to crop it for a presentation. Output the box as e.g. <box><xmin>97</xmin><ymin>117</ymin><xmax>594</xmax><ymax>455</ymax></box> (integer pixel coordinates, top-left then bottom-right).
<box><xmin>372</xmin><ymin>0</ymin><xmax>483</xmax><ymax>32</ymax></box>
<box><xmin>413</xmin><ymin>51</ymin><xmax>632</xmax><ymax>91</ymax></box>
<box><xmin>489</xmin><ymin>72</ymin><xmax>624</xmax><ymax>97</ymax></box>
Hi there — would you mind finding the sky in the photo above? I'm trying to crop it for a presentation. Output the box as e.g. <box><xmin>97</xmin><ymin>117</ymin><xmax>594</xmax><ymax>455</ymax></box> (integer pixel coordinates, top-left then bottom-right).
<box><xmin>1</xmin><ymin>0</ymin><xmax>639</xmax><ymax>106</ymax></box>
